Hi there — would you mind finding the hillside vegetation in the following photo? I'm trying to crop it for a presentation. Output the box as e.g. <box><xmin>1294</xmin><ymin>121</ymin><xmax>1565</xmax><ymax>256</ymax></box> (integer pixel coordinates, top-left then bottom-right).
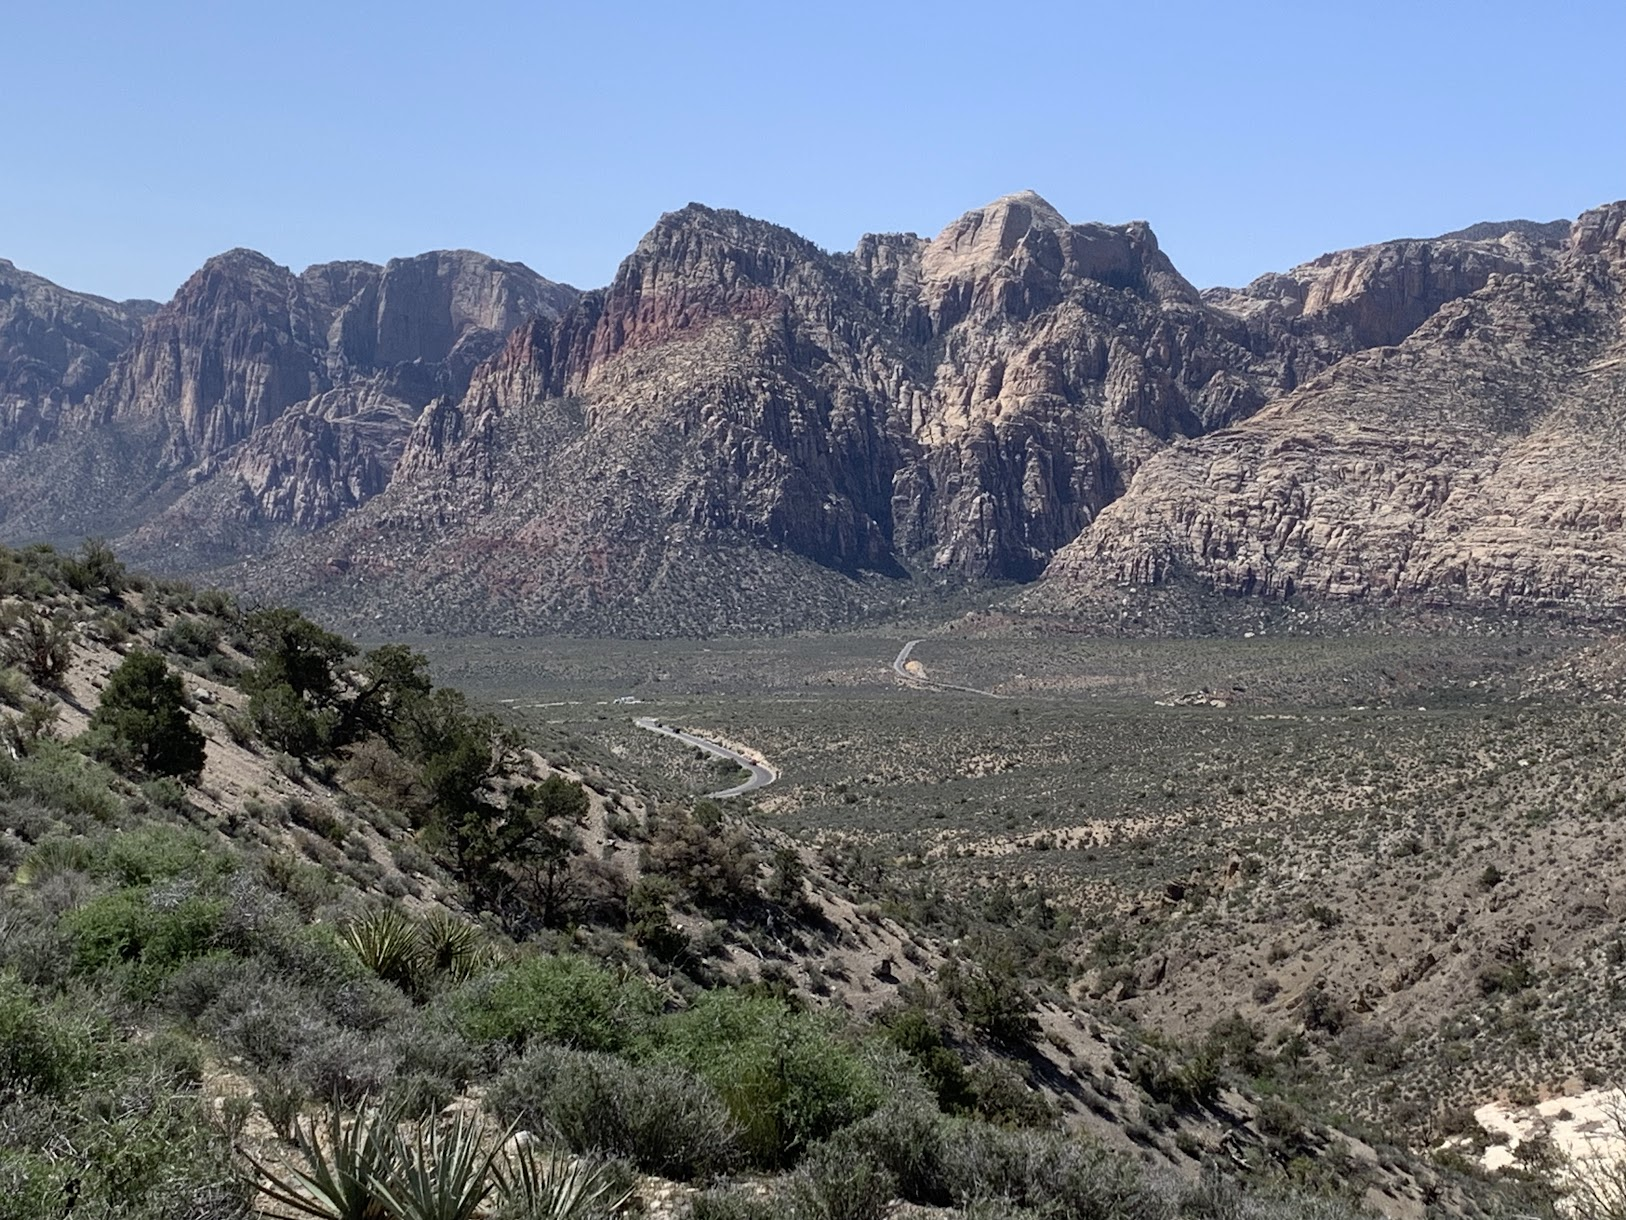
<box><xmin>0</xmin><ymin>541</ymin><xmax>1605</xmax><ymax>1220</ymax></box>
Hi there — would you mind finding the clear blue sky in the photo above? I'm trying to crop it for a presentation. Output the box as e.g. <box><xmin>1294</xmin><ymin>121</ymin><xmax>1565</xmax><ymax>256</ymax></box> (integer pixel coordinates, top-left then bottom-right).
<box><xmin>6</xmin><ymin>0</ymin><xmax>1623</xmax><ymax>302</ymax></box>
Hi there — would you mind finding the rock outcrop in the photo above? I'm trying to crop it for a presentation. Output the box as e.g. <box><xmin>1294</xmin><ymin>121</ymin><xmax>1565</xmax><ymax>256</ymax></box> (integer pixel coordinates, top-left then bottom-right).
<box><xmin>1041</xmin><ymin>205</ymin><xmax>1626</xmax><ymax>619</ymax></box>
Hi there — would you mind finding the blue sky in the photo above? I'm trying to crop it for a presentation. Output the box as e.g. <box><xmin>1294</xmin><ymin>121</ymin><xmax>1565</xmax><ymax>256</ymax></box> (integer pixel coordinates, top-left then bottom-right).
<box><xmin>6</xmin><ymin>0</ymin><xmax>1623</xmax><ymax>302</ymax></box>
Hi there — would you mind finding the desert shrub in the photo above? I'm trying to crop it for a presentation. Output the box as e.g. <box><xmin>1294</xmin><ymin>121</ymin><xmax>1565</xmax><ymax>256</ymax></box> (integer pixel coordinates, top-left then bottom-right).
<box><xmin>0</xmin><ymin>973</ymin><xmax>99</xmax><ymax>1097</ymax></box>
<box><xmin>291</xmin><ymin>1026</ymin><xmax>401</xmax><ymax>1106</ymax></box>
<box><xmin>642</xmin><ymin>803</ymin><xmax>760</xmax><ymax>912</ymax></box>
<box><xmin>1479</xmin><ymin>958</ymin><xmax>1535</xmax><ymax>996</ymax></box>
<box><xmin>13</xmin><ymin>835</ymin><xmax>96</xmax><ymax>885</ymax></box>
<box><xmin>1177</xmin><ymin>1169</ymin><xmax>1369</xmax><ymax>1220</ymax></box>
<box><xmin>0</xmin><ymin>739</ymin><xmax>121</xmax><ymax>823</ymax></box>
<box><xmin>1128</xmin><ymin>1040</ymin><xmax>1223</xmax><ymax>1110</ymax></box>
<box><xmin>939</xmin><ymin>959</ymin><xmax>1036</xmax><ymax>1048</ymax></box>
<box><xmin>823</xmin><ymin>1097</ymin><xmax>952</xmax><ymax>1206</ymax></box>
<box><xmin>62</xmin><ymin>887</ymin><xmax>225</xmax><ymax>998</ymax></box>
<box><xmin>156</xmin><ymin>616</ymin><xmax>222</xmax><ymax>659</ymax></box>
<box><xmin>0</xmin><ymin>1089</ymin><xmax>248</xmax><ymax>1219</ymax></box>
<box><xmin>626</xmin><ymin>875</ymin><xmax>689</xmax><ymax>962</ymax></box>
<box><xmin>968</xmin><ymin>1058</ymin><xmax>1057</xmax><ymax>1127</ymax></box>
<box><xmin>788</xmin><ymin>1135</ymin><xmax>897</xmax><ymax>1220</ymax></box>
<box><xmin>250</xmin><ymin>682</ymin><xmax>337</xmax><ymax>757</ymax></box>
<box><xmin>879</xmin><ymin>1005</ymin><xmax>976</xmax><ymax>1114</ymax></box>
<box><xmin>1300</xmin><ymin>988</ymin><xmax>1351</xmax><ymax>1036</ymax></box>
<box><xmin>243</xmin><ymin>606</ymin><xmax>355</xmax><ymax>703</ymax></box>
<box><xmin>688</xmin><ymin>1187</ymin><xmax>784</xmax><ymax>1220</ymax></box>
<box><xmin>1</xmin><ymin>608</ymin><xmax>73</xmax><ymax>686</ymax></box>
<box><xmin>490</xmin><ymin>1044</ymin><xmax>740</xmax><ymax>1180</ymax></box>
<box><xmin>196</xmin><ymin>968</ymin><xmax>319</xmax><ymax>1069</ymax></box>
<box><xmin>654</xmin><ymin>990</ymin><xmax>884</xmax><ymax>1169</ymax></box>
<box><xmin>100</xmin><ymin>824</ymin><xmax>222</xmax><ymax>886</ymax></box>
<box><xmin>942</xmin><ymin>1124</ymin><xmax>1150</xmax><ymax>1217</ymax></box>
<box><xmin>384</xmin><ymin>1020</ymin><xmax>479</xmax><ymax>1119</ymax></box>
<box><xmin>60</xmin><ymin>537</ymin><xmax>126</xmax><ymax>599</ymax></box>
<box><xmin>456</xmin><ymin>954</ymin><xmax>659</xmax><ymax>1053</ymax></box>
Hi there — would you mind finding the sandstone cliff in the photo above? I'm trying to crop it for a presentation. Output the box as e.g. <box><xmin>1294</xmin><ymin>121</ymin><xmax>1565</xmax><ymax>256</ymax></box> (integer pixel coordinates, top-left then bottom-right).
<box><xmin>1040</xmin><ymin>204</ymin><xmax>1626</xmax><ymax>619</ymax></box>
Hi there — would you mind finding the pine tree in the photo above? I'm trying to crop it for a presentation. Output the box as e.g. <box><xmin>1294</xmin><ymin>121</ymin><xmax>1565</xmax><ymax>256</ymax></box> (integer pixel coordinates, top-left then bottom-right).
<box><xmin>89</xmin><ymin>651</ymin><xmax>206</xmax><ymax>781</ymax></box>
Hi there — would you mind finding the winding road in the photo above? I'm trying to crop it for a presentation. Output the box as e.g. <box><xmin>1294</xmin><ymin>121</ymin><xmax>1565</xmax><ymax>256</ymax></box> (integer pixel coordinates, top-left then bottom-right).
<box><xmin>633</xmin><ymin>717</ymin><xmax>778</xmax><ymax>798</ymax></box>
<box><xmin>891</xmin><ymin>639</ymin><xmax>1005</xmax><ymax>698</ymax></box>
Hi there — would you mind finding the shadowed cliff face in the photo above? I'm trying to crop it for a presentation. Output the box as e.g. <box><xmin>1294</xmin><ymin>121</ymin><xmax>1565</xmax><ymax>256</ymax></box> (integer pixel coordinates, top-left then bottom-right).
<box><xmin>1039</xmin><ymin>204</ymin><xmax>1626</xmax><ymax>619</ymax></box>
<box><xmin>0</xmin><ymin>247</ymin><xmax>576</xmax><ymax>555</ymax></box>
<box><xmin>0</xmin><ymin>259</ymin><xmax>156</xmax><ymax>453</ymax></box>
<box><xmin>0</xmin><ymin>194</ymin><xmax>1605</xmax><ymax>634</ymax></box>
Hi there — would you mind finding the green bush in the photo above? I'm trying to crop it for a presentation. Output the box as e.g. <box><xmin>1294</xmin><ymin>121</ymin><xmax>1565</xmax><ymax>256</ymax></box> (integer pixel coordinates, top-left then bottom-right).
<box><xmin>100</xmin><ymin>825</ymin><xmax>223</xmax><ymax>886</ymax></box>
<box><xmin>1</xmin><ymin>1090</ymin><xmax>248</xmax><ymax>1219</ymax></box>
<box><xmin>824</xmin><ymin>1098</ymin><xmax>951</xmax><ymax>1206</ymax></box>
<box><xmin>490</xmin><ymin>1044</ymin><xmax>740</xmax><ymax>1180</ymax></box>
<box><xmin>456</xmin><ymin>954</ymin><xmax>658</xmax><ymax>1052</ymax></box>
<box><xmin>0</xmin><ymin>973</ymin><xmax>98</xmax><ymax>1097</ymax></box>
<box><xmin>688</xmin><ymin>1187</ymin><xmax>784</xmax><ymax>1220</ymax></box>
<box><xmin>940</xmin><ymin>959</ymin><xmax>1036</xmax><ymax>1048</ymax></box>
<box><xmin>62</xmin><ymin>887</ymin><xmax>226</xmax><ymax>998</ymax></box>
<box><xmin>654</xmin><ymin>991</ymin><xmax>884</xmax><ymax>1169</ymax></box>
<box><xmin>156</xmin><ymin>616</ymin><xmax>222</xmax><ymax>659</ymax></box>
<box><xmin>60</xmin><ymin>537</ymin><xmax>126</xmax><ymax>599</ymax></box>
<box><xmin>880</xmin><ymin>1005</ymin><xmax>975</xmax><ymax>1114</ymax></box>
<box><xmin>0</xmin><ymin>739</ymin><xmax>121</xmax><ymax>823</ymax></box>
<box><xmin>1</xmin><ymin>608</ymin><xmax>73</xmax><ymax>686</ymax></box>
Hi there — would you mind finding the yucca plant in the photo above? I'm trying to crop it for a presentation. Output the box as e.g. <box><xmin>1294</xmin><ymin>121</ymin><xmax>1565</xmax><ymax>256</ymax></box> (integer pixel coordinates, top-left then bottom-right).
<box><xmin>494</xmin><ymin>1141</ymin><xmax>633</xmax><ymax>1220</ymax></box>
<box><xmin>370</xmin><ymin>1110</ymin><xmax>508</xmax><ymax>1220</ymax></box>
<box><xmin>418</xmin><ymin>912</ymin><xmax>483</xmax><ymax>986</ymax></box>
<box><xmin>246</xmin><ymin>1104</ymin><xmax>398</xmax><ymax>1220</ymax></box>
<box><xmin>343</xmin><ymin>909</ymin><xmax>424</xmax><ymax>992</ymax></box>
<box><xmin>14</xmin><ymin>836</ymin><xmax>95</xmax><ymax>885</ymax></box>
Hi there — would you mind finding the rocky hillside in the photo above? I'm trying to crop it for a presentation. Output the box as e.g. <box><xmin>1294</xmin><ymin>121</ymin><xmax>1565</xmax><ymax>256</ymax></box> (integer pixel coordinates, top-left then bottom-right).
<box><xmin>1040</xmin><ymin>202</ymin><xmax>1626</xmax><ymax>620</ymax></box>
<box><xmin>1</xmin><ymin>195</ymin><xmax>1604</xmax><ymax>633</ymax></box>
<box><xmin>0</xmin><ymin>544</ymin><xmax>1573</xmax><ymax>1219</ymax></box>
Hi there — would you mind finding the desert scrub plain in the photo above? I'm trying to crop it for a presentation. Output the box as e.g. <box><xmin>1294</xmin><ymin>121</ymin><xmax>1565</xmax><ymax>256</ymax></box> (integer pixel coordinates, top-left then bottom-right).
<box><xmin>421</xmin><ymin>623</ymin><xmax>1626</xmax><ymax>1167</ymax></box>
<box><xmin>4</xmin><ymin>541</ymin><xmax>1572</xmax><ymax>1220</ymax></box>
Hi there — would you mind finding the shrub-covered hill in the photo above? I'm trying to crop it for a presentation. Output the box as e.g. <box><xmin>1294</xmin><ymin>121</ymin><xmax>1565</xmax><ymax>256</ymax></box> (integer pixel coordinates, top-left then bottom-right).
<box><xmin>0</xmin><ymin>541</ymin><xmax>1568</xmax><ymax>1220</ymax></box>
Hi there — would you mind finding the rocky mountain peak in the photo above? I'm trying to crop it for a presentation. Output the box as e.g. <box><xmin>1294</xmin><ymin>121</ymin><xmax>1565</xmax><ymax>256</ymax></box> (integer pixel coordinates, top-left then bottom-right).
<box><xmin>922</xmin><ymin>190</ymin><xmax>1070</xmax><ymax>276</ymax></box>
<box><xmin>920</xmin><ymin>192</ymin><xmax>1198</xmax><ymax>327</ymax></box>
<box><xmin>1571</xmin><ymin>200</ymin><xmax>1626</xmax><ymax>270</ymax></box>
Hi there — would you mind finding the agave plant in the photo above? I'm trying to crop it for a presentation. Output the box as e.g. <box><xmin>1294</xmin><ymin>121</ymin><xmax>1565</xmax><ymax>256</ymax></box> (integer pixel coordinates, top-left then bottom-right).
<box><xmin>342</xmin><ymin>909</ymin><xmax>424</xmax><ymax>992</ymax></box>
<box><xmin>370</xmin><ymin>1109</ymin><xmax>508</xmax><ymax>1220</ymax></box>
<box><xmin>246</xmin><ymin>1104</ymin><xmax>398</xmax><ymax>1220</ymax></box>
<box><xmin>495</xmin><ymin>1141</ymin><xmax>633</xmax><ymax>1220</ymax></box>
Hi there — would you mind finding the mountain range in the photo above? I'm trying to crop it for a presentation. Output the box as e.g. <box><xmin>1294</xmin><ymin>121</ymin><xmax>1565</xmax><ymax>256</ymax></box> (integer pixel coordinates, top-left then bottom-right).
<box><xmin>2</xmin><ymin>192</ymin><xmax>1622</xmax><ymax>634</ymax></box>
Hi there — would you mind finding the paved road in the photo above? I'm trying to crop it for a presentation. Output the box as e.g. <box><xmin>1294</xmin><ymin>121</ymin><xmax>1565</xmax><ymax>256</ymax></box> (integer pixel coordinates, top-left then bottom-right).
<box><xmin>633</xmin><ymin>717</ymin><xmax>777</xmax><ymax>798</ymax></box>
<box><xmin>890</xmin><ymin>639</ymin><xmax>1005</xmax><ymax>698</ymax></box>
